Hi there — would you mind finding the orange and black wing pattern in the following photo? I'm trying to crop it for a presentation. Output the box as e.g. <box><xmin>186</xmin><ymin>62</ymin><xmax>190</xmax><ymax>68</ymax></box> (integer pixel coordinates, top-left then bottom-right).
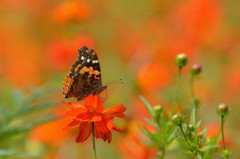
<box><xmin>63</xmin><ymin>46</ymin><xmax>106</xmax><ymax>101</ymax></box>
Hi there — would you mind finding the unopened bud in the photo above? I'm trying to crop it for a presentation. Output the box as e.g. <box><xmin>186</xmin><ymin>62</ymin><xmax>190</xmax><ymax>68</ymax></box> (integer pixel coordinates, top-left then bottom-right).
<box><xmin>187</xmin><ymin>124</ymin><xmax>195</xmax><ymax>131</ymax></box>
<box><xmin>171</xmin><ymin>114</ymin><xmax>185</xmax><ymax>126</ymax></box>
<box><xmin>217</xmin><ymin>103</ymin><xmax>229</xmax><ymax>116</ymax></box>
<box><xmin>191</xmin><ymin>97</ymin><xmax>199</xmax><ymax>106</ymax></box>
<box><xmin>191</xmin><ymin>63</ymin><xmax>202</xmax><ymax>75</ymax></box>
<box><xmin>175</xmin><ymin>53</ymin><xmax>188</xmax><ymax>68</ymax></box>
<box><xmin>153</xmin><ymin>105</ymin><xmax>163</xmax><ymax>116</ymax></box>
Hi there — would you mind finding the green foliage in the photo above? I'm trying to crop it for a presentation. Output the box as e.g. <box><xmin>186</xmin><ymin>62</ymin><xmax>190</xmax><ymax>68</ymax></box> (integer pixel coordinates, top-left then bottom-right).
<box><xmin>138</xmin><ymin>54</ymin><xmax>232</xmax><ymax>159</ymax></box>
<box><xmin>220</xmin><ymin>149</ymin><xmax>232</xmax><ymax>159</ymax></box>
<box><xmin>139</xmin><ymin>96</ymin><xmax>177</xmax><ymax>158</ymax></box>
<box><xmin>0</xmin><ymin>83</ymin><xmax>58</xmax><ymax>158</ymax></box>
<box><xmin>175</xmin><ymin>122</ymin><xmax>219</xmax><ymax>158</ymax></box>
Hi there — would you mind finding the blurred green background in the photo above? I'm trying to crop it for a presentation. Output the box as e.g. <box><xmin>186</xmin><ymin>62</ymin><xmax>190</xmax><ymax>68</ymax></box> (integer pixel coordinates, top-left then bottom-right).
<box><xmin>0</xmin><ymin>0</ymin><xmax>240</xmax><ymax>158</ymax></box>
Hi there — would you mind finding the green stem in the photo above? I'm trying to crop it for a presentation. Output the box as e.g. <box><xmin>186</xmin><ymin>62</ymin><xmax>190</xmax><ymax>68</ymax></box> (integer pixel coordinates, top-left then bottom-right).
<box><xmin>190</xmin><ymin>75</ymin><xmax>194</xmax><ymax>99</ymax></box>
<box><xmin>179</xmin><ymin>125</ymin><xmax>188</xmax><ymax>142</ymax></box>
<box><xmin>221</xmin><ymin>115</ymin><xmax>226</xmax><ymax>150</ymax></box>
<box><xmin>190</xmin><ymin>75</ymin><xmax>197</xmax><ymax>123</ymax></box>
<box><xmin>156</xmin><ymin>118</ymin><xmax>165</xmax><ymax>159</ymax></box>
<box><xmin>159</xmin><ymin>148</ymin><xmax>165</xmax><ymax>159</ymax></box>
<box><xmin>190</xmin><ymin>75</ymin><xmax>198</xmax><ymax>122</ymax></box>
<box><xmin>174</xmin><ymin>67</ymin><xmax>182</xmax><ymax>113</ymax></box>
<box><xmin>92</xmin><ymin>123</ymin><xmax>97</xmax><ymax>159</ymax></box>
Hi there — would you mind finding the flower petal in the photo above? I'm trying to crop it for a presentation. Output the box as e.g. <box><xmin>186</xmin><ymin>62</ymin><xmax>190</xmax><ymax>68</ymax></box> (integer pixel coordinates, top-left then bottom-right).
<box><xmin>63</xmin><ymin>120</ymin><xmax>81</xmax><ymax>130</ymax></box>
<box><xmin>102</xmin><ymin>104</ymin><xmax>126</xmax><ymax>118</ymax></box>
<box><xmin>61</xmin><ymin>100</ymin><xmax>82</xmax><ymax>109</ymax></box>
<box><xmin>94</xmin><ymin>118</ymin><xmax>111</xmax><ymax>133</ymax></box>
<box><xmin>76</xmin><ymin>122</ymin><xmax>92</xmax><ymax>143</ymax></box>
<box><xmin>76</xmin><ymin>112</ymin><xmax>102</xmax><ymax>122</ymax></box>
<box><xmin>113</xmin><ymin>126</ymin><xmax>123</xmax><ymax>133</ymax></box>
<box><xmin>84</xmin><ymin>95</ymin><xmax>104</xmax><ymax>112</ymax></box>
<box><xmin>64</xmin><ymin>108</ymin><xmax>88</xmax><ymax>119</ymax></box>
<box><xmin>94</xmin><ymin>126</ymin><xmax>112</xmax><ymax>143</ymax></box>
<box><xmin>93</xmin><ymin>117</ymin><xmax>114</xmax><ymax>143</ymax></box>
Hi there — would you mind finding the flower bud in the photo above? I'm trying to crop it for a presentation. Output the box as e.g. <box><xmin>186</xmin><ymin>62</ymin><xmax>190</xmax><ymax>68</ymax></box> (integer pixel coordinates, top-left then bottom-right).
<box><xmin>153</xmin><ymin>105</ymin><xmax>163</xmax><ymax>116</ymax></box>
<box><xmin>221</xmin><ymin>149</ymin><xmax>232</xmax><ymax>158</ymax></box>
<box><xmin>171</xmin><ymin>114</ymin><xmax>185</xmax><ymax>126</ymax></box>
<box><xmin>191</xmin><ymin>63</ymin><xmax>202</xmax><ymax>75</ymax></box>
<box><xmin>153</xmin><ymin>105</ymin><xmax>163</xmax><ymax>122</ymax></box>
<box><xmin>191</xmin><ymin>97</ymin><xmax>199</xmax><ymax>106</ymax></box>
<box><xmin>175</xmin><ymin>53</ymin><xmax>188</xmax><ymax>68</ymax></box>
<box><xmin>187</xmin><ymin>124</ymin><xmax>195</xmax><ymax>131</ymax></box>
<box><xmin>217</xmin><ymin>103</ymin><xmax>229</xmax><ymax>116</ymax></box>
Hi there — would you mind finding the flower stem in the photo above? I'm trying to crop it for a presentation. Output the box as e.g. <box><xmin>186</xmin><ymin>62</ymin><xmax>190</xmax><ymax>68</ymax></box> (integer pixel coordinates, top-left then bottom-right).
<box><xmin>174</xmin><ymin>67</ymin><xmax>182</xmax><ymax>113</ymax></box>
<box><xmin>159</xmin><ymin>148</ymin><xmax>165</xmax><ymax>159</ymax></box>
<box><xmin>190</xmin><ymin>75</ymin><xmax>198</xmax><ymax>121</ymax></box>
<box><xmin>179</xmin><ymin>124</ymin><xmax>188</xmax><ymax>142</ymax></box>
<box><xmin>190</xmin><ymin>75</ymin><xmax>195</xmax><ymax>99</ymax></box>
<box><xmin>92</xmin><ymin>122</ymin><xmax>97</xmax><ymax>159</ymax></box>
<box><xmin>221</xmin><ymin>115</ymin><xmax>226</xmax><ymax>150</ymax></box>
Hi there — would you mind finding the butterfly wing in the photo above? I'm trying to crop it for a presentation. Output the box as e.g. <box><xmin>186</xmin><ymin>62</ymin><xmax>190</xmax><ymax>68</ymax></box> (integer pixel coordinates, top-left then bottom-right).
<box><xmin>63</xmin><ymin>46</ymin><xmax>103</xmax><ymax>100</ymax></box>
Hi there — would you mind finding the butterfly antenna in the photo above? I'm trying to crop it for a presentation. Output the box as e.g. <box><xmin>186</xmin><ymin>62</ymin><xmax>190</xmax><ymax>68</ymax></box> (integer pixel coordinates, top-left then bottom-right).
<box><xmin>103</xmin><ymin>88</ymin><xmax>108</xmax><ymax>102</ymax></box>
<box><xmin>105</xmin><ymin>78</ymin><xmax>125</xmax><ymax>86</ymax></box>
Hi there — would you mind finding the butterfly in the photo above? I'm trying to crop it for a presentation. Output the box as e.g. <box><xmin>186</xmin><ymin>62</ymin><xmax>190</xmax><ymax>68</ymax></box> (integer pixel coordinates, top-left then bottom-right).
<box><xmin>63</xmin><ymin>46</ymin><xmax>107</xmax><ymax>101</ymax></box>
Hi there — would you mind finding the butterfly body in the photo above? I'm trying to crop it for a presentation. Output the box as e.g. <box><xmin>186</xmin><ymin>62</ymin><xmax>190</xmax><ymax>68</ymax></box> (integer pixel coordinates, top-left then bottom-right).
<box><xmin>63</xmin><ymin>46</ymin><xmax>106</xmax><ymax>101</ymax></box>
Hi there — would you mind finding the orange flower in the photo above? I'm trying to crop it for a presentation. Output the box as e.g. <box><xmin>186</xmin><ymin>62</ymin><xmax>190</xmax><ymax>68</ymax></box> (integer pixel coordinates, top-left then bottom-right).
<box><xmin>31</xmin><ymin>105</ymin><xmax>71</xmax><ymax>146</ymax></box>
<box><xmin>52</xmin><ymin>0</ymin><xmax>91</xmax><ymax>23</ymax></box>
<box><xmin>118</xmin><ymin>122</ymin><xmax>157</xmax><ymax>159</ymax></box>
<box><xmin>62</xmin><ymin>94</ymin><xmax>126</xmax><ymax>143</ymax></box>
<box><xmin>31</xmin><ymin>119</ymin><xmax>70</xmax><ymax>146</ymax></box>
<box><xmin>137</xmin><ymin>62</ymin><xmax>171</xmax><ymax>92</ymax></box>
<box><xmin>205</xmin><ymin>123</ymin><xmax>233</xmax><ymax>148</ymax></box>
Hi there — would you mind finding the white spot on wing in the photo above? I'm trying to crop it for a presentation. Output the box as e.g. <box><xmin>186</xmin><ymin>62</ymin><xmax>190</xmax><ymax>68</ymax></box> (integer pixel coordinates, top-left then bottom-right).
<box><xmin>81</xmin><ymin>56</ymin><xmax>85</xmax><ymax>60</ymax></box>
<box><xmin>92</xmin><ymin>60</ymin><xmax>98</xmax><ymax>63</ymax></box>
<box><xmin>87</xmin><ymin>59</ymin><xmax>90</xmax><ymax>63</ymax></box>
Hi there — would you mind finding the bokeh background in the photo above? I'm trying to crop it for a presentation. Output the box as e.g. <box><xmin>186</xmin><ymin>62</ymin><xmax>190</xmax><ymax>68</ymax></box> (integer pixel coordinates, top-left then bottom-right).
<box><xmin>0</xmin><ymin>0</ymin><xmax>240</xmax><ymax>158</ymax></box>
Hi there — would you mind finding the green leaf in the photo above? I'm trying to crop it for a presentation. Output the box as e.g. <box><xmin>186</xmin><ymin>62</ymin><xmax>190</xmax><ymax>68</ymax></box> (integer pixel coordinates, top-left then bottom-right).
<box><xmin>161</xmin><ymin>114</ymin><xmax>167</xmax><ymax>140</ymax></box>
<box><xmin>0</xmin><ymin>149</ymin><xmax>39</xmax><ymax>158</ymax></box>
<box><xmin>139</xmin><ymin>95</ymin><xmax>155</xmax><ymax>117</ymax></box>
<box><xmin>195</xmin><ymin>120</ymin><xmax>201</xmax><ymax>134</ymax></box>
<box><xmin>144</xmin><ymin>118</ymin><xmax>158</xmax><ymax>128</ymax></box>
<box><xmin>190</xmin><ymin>105</ymin><xmax>196</xmax><ymax>125</ymax></box>
<box><xmin>16</xmin><ymin>101</ymin><xmax>53</xmax><ymax>117</ymax></box>
<box><xmin>200</xmin><ymin>145</ymin><xmax>218</xmax><ymax>151</ymax></box>
<box><xmin>167</xmin><ymin>127</ymin><xmax>178</xmax><ymax>144</ymax></box>
<box><xmin>196</xmin><ymin>120</ymin><xmax>201</xmax><ymax>129</ymax></box>
<box><xmin>151</xmin><ymin>134</ymin><xmax>162</xmax><ymax>144</ymax></box>
<box><xmin>0</xmin><ymin>116</ymin><xmax>54</xmax><ymax>141</ymax></box>
<box><xmin>197</xmin><ymin>153</ymin><xmax>203</xmax><ymax>159</ymax></box>
<box><xmin>138</xmin><ymin>127</ymin><xmax>152</xmax><ymax>138</ymax></box>
<box><xmin>12</xmin><ymin>90</ymin><xmax>24</xmax><ymax>108</ymax></box>
<box><xmin>199</xmin><ymin>128</ymin><xmax>208</xmax><ymax>139</ymax></box>
<box><xmin>220</xmin><ymin>149</ymin><xmax>232</xmax><ymax>158</ymax></box>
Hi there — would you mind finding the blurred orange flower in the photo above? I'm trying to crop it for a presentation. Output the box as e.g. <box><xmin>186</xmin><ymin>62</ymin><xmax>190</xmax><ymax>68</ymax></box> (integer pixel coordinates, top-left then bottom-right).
<box><xmin>225</xmin><ymin>65</ymin><xmax>240</xmax><ymax>98</ymax></box>
<box><xmin>31</xmin><ymin>105</ymin><xmax>70</xmax><ymax>146</ymax></box>
<box><xmin>62</xmin><ymin>94</ymin><xmax>126</xmax><ymax>143</ymax></box>
<box><xmin>52</xmin><ymin>0</ymin><xmax>91</xmax><ymax>23</ymax></box>
<box><xmin>137</xmin><ymin>63</ymin><xmax>171</xmax><ymax>92</ymax></box>
<box><xmin>206</xmin><ymin>123</ymin><xmax>232</xmax><ymax>148</ymax></box>
<box><xmin>47</xmin><ymin>40</ymin><xmax>72</xmax><ymax>71</ymax></box>
<box><xmin>119</xmin><ymin>122</ymin><xmax>157</xmax><ymax>159</ymax></box>
<box><xmin>46</xmin><ymin>34</ymin><xmax>95</xmax><ymax>71</ymax></box>
<box><xmin>31</xmin><ymin>119</ymin><xmax>70</xmax><ymax>146</ymax></box>
<box><xmin>156</xmin><ymin>0</ymin><xmax>222</xmax><ymax>61</ymax></box>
